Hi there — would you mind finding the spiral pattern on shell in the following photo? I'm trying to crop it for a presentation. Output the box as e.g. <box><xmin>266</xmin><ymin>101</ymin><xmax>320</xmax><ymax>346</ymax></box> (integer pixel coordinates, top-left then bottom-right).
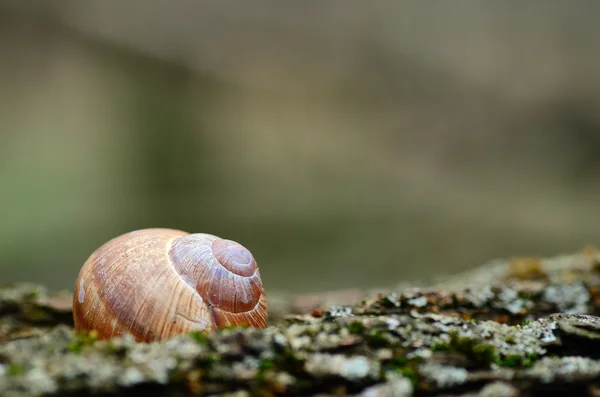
<box><xmin>72</xmin><ymin>228</ymin><xmax>268</xmax><ymax>342</ymax></box>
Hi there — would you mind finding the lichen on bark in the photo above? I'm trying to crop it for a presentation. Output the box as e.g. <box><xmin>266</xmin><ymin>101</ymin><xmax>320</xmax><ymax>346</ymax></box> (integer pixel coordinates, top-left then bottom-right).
<box><xmin>3</xmin><ymin>248</ymin><xmax>600</xmax><ymax>396</ymax></box>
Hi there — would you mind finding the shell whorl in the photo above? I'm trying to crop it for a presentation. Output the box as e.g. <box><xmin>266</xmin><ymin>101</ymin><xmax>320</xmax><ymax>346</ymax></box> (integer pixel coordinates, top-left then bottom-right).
<box><xmin>168</xmin><ymin>233</ymin><xmax>264</xmax><ymax>313</ymax></box>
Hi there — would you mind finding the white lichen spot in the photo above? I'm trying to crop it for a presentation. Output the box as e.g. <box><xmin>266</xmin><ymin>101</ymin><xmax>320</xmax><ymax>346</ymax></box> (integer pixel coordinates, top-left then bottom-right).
<box><xmin>361</xmin><ymin>372</ymin><xmax>413</xmax><ymax>397</ymax></box>
<box><xmin>498</xmin><ymin>288</ymin><xmax>518</xmax><ymax>302</ymax></box>
<box><xmin>477</xmin><ymin>382</ymin><xmax>519</xmax><ymax>397</ymax></box>
<box><xmin>289</xmin><ymin>335</ymin><xmax>311</xmax><ymax>351</ymax></box>
<box><xmin>497</xmin><ymin>288</ymin><xmax>532</xmax><ymax>315</ymax></box>
<box><xmin>465</xmin><ymin>285</ymin><xmax>494</xmax><ymax>308</ymax></box>
<box><xmin>408</xmin><ymin>296</ymin><xmax>427</xmax><ymax>307</ymax></box>
<box><xmin>306</xmin><ymin>354</ymin><xmax>378</xmax><ymax>381</ymax></box>
<box><xmin>339</xmin><ymin>356</ymin><xmax>373</xmax><ymax>381</ymax></box>
<box><xmin>408</xmin><ymin>348</ymin><xmax>433</xmax><ymax>360</ymax></box>
<box><xmin>273</xmin><ymin>333</ymin><xmax>287</xmax><ymax>347</ymax></box>
<box><xmin>25</xmin><ymin>367</ymin><xmax>58</xmax><ymax>395</ymax></box>
<box><xmin>504</xmin><ymin>299</ymin><xmax>528</xmax><ymax>315</ymax></box>
<box><xmin>119</xmin><ymin>367</ymin><xmax>145</xmax><ymax>386</ymax></box>
<box><xmin>78</xmin><ymin>278</ymin><xmax>86</xmax><ymax>304</ymax></box>
<box><xmin>88</xmin><ymin>364</ymin><xmax>118</xmax><ymax>390</ymax></box>
<box><xmin>540</xmin><ymin>328</ymin><xmax>558</xmax><ymax>344</ymax></box>
<box><xmin>542</xmin><ymin>283</ymin><xmax>590</xmax><ymax>313</ymax></box>
<box><xmin>526</xmin><ymin>356</ymin><xmax>600</xmax><ymax>383</ymax></box>
<box><xmin>419</xmin><ymin>364</ymin><xmax>468</xmax><ymax>388</ymax></box>
<box><xmin>273</xmin><ymin>372</ymin><xmax>295</xmax><ymax>389</ymax></box>
<box><xmin>146</xmin><ymin>357</ymin><xmax>176</xmax><ymax>384</ymax></box>
<box><xmin>385</xmin><ymin>317</ymin><xmax>401</xmax><ymax>330</ymax></box>
<box><xmin>328</xmin><ymin>306</ymin><xmax>353</xmax><ymax>317</ymax></box>
<box><xmin>384</xmin><ymin>292</ymin><xmax>401</xmax><ymax>307</ymax></box>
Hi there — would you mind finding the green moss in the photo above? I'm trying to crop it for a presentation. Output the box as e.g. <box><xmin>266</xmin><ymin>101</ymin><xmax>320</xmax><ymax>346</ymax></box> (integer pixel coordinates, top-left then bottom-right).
<box><xmin>67</xmin><ymin>330</ymin><xmax>99</xmax><ymax>353</ymax></box>
<box><xmin>385</xmin><ymin>355</ymin><xmax>420</xmax><ymax>387</ymax></box>
<box><xmin>469</xmin><ymin>344</ymin><xmax>497</xmax><ymax>365</ymax></box>
<box><xmin>432</xmin><ymin>332</ymin><xmax>539</xmax><ymax>369</ymax></box>
<box><xmin>495</xmin><ymin>354</ymin><xmax>522</xmax><ymax>368</ymax></box>
<box><xmin>348</xmin><ymin>321</ymin><xmax>366</xmax><ymax>335</ymax></box>
<box><xmin>432</xmin><ymin>332</ymin><xmax>496</xmax><ymax>367</ymax></box>
<box><xmin>8</xmin><ymin>364</ymin><xmax>24</xmax><ymax>376</ymax></box>
<box><xmin>23</xmin><ymin>290</ymin><xmax>39</xmax><ymax>301</ymax></box>
<box><xmin>431</xmin><ymin>342</ymin><xmax>451</xmax><ymax>352</ymax></box>
<box><xmin>399</xmin><ymin>366</ymin><xmax>419</xmax><ymax>386</ymax></box>
<box><xmin>253</xmin><ymin>349</ymin><xmax>307</xmax><ymax>395</ymax></box>
<box><xmin>255</xmin><ymin>357</ymin><xmax>280</xmax><ymax>383</ymax></box>
<box><xmin>277</xmin><ymin>347</ymin><xmax>305</xmax><ymax>373</ymax></box>
<box><xmin>193</xmin><ymin>352</ymin><xmax>219</xmax><ymax>370</ymax></box>
<box><xmin>388</xmin><ymin>355</ymin><xmax>407</xmax><ymax>367</ymax></box>
<box><xmin>220</xmin><ymin>323</ymin><xmax>249</xmax><ymax>330</ymax></box>
<box><xmin>303</xmin><ymin>327</ymin><xmax>318</xmax><ymax>337</ymax></box>
<box><xmin>189</xmin><ymin>331</ymin><xmax>209</xmax><ymax>345</ymax></box>
<box><xmin>258</xmin><ymin>358</ymin><xmax>274</xmax><ymax>372</ymax></box>
<box><xmin>495</xmin><ymin>353</ymin><xmax>538</xmax><ymax>368</ymax></box>
<box><xmin>366</xmin><ymin>331</ymin><xmax>391</xmax><ymax>348</ymax></box>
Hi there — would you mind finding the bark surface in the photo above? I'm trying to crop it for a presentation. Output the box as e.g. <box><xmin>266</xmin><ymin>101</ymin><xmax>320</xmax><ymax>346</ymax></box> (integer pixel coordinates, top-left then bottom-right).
<box><xmin>2</xmin><ymin>249</ymin><xmax>600</xmax><ymax>396</ymax></box>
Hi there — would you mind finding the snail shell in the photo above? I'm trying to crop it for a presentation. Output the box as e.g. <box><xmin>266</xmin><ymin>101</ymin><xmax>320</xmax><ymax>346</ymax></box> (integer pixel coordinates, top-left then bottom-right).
<box><xmin>72</xmin><ymin>228</ymin><xmax>268</xmax><ymax>341</ymax></box>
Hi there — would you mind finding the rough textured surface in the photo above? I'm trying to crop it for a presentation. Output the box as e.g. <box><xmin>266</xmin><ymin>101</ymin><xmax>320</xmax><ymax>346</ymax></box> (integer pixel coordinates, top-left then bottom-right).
<box><xmin>3</xmin><ymin>248</ymin><xmax>600</xmax><ymax>396</ymax></box>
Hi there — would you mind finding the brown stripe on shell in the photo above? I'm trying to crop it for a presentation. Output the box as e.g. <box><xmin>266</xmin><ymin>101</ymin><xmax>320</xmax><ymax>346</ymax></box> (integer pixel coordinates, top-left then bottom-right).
<box><xmin>210</xmin><ymin>293</ymin><xmax>268</xmax><ymax>329</ymax></box>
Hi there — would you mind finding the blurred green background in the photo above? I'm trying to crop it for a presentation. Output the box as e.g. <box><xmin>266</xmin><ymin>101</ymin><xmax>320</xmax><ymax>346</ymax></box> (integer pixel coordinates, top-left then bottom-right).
<box><xmin>2</xmin><ymin>2</ymin><xmax>600</xmax><ymax>295</ymax></box>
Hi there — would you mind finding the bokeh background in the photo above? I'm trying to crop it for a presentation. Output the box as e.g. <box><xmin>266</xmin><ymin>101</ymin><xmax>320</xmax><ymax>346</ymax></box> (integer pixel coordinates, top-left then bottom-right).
<box><xmin>2</xmin><ymin>2</ymin><xmax>600</xmax><ymax>295</ymax></box>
